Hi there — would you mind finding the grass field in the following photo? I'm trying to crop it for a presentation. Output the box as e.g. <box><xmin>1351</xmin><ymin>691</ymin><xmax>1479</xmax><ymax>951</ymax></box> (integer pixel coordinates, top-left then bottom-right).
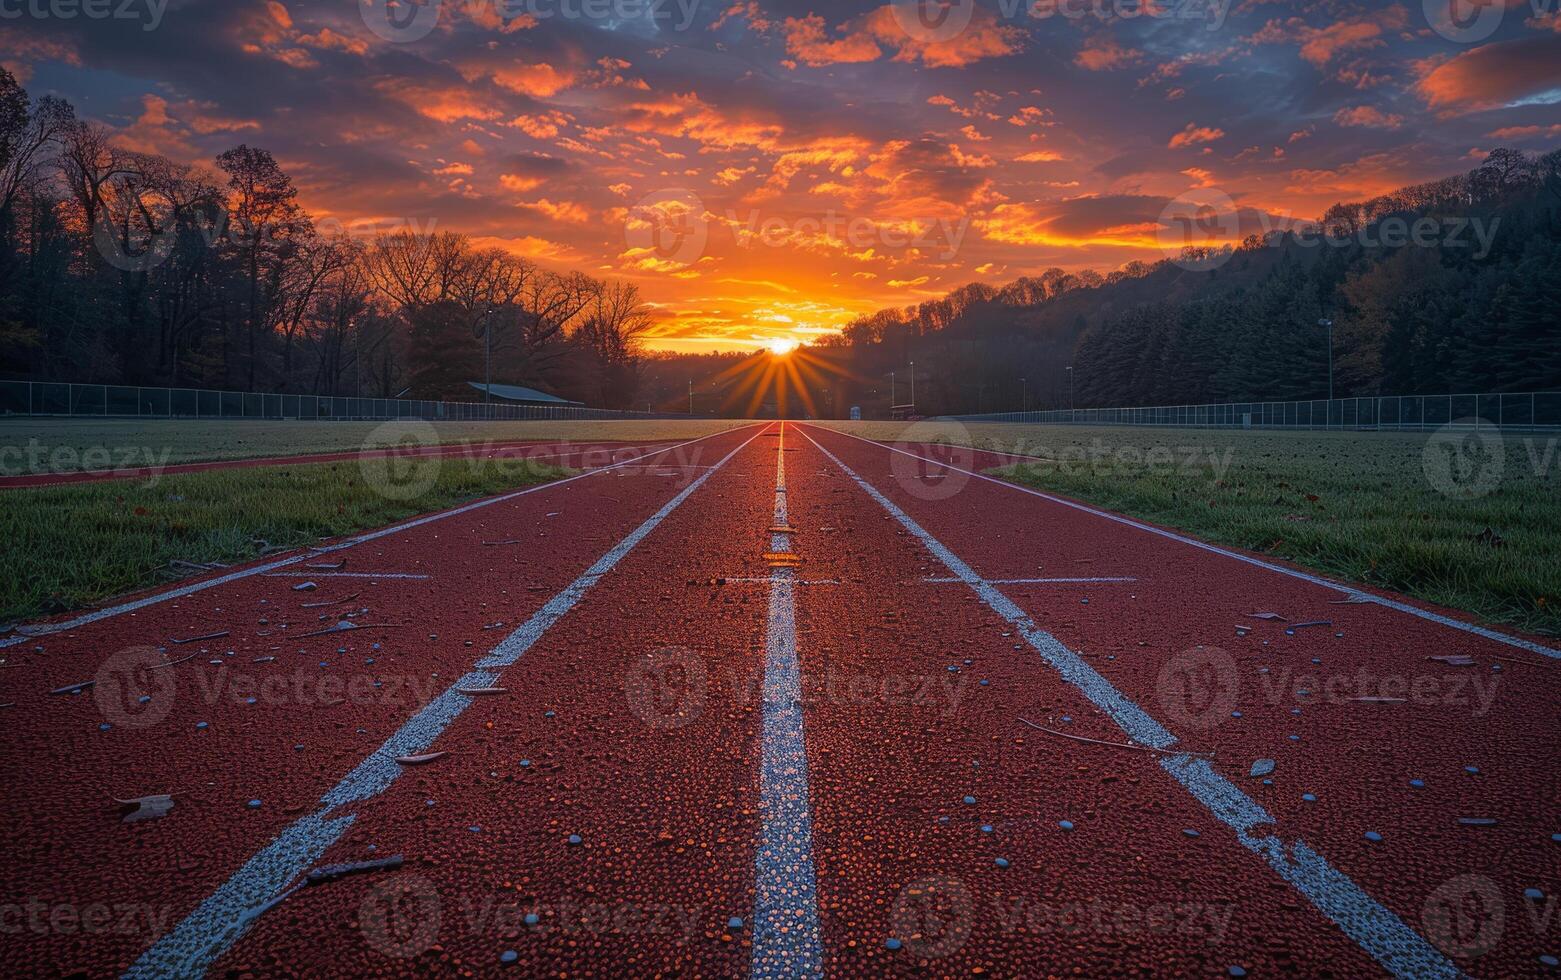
<box><xmin>819</xmin><ymin>420</ymin><xmax>1561</xmax><ymax>637</ymax></box>
<box><xmin>0</xmin><ymin>455</ymin><xmax>570</xmax><ymax>624</ymax></box>
<box><xmin>0</xmin><ymin>418</ymin><xmax>752</xmax><ymax>475</ymax></box>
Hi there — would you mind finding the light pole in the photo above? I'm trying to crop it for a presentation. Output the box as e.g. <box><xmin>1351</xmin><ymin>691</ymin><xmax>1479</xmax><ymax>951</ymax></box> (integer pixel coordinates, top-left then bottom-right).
<box><xmin>1318</xmin><ymin>318</ymin><xmax>1334</xmax><ymax>402</ymax></box>
<box><xmin>1066</xmin><ymin>365</ymin><xmax>1074</xmax><ymax>421</ymax></box>
<box><xmin>480</xmin><ymin>307</ymin><xmax>497</xmax><ymax>405</ymax></box>
<box><xmin>910</xmin><ymin>360</ymin><xmax>916</xmax><ymax>410</ymax></box>
<box><xmin>1020</xmin><ymin>377</ymin><xmax>1027</xmax><ymax>413</ymax></box>
<box><xmin>688</xmin><ymin>379</ymin><xmax>694</xmax><ymax>416</ymax></box>
<box><xmin>891</xmin><ymin>371</ymin><xmax>896</xmax><ymax>406</ymax></box>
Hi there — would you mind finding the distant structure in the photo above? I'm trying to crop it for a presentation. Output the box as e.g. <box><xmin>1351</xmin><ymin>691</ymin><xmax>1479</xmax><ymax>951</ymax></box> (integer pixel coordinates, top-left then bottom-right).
<box><xmin>466</xmin><ymin>382</ymin><xmax>584</xmax><ymax>407</ymax></box>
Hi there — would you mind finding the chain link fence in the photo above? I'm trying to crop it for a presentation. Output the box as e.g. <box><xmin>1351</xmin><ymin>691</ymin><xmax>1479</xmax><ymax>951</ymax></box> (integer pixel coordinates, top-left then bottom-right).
<box><xmin>0</xmin><ymin>381</ymin><xmax>683</xmax><ymax>422</ymax></box>
<box><xmin>949</xmin><ymin>392</ymin><xmax>1561</xmax><ymax>432</ymax></box>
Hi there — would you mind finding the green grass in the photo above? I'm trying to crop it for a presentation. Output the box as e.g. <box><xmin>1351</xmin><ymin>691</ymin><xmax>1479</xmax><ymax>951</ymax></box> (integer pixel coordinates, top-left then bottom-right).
<box><xmin>0</xmin><ymin>418</ymin><xmax>753</xmax><ymax>474</ymax></box>
<box><xmin>0</xmin><ymin>455</ymin><xmax>572</xmax><ymax>623</ymax></box>
<box><xmin>817</xmin><ymin>421</ymin><xmax>1561</xmax><ymax>637</ymax></box>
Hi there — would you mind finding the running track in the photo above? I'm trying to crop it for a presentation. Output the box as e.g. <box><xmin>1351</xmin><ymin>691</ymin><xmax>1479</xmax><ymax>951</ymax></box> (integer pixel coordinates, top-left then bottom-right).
<box><xmin>1</xmin><ymin>423</ymin><xmax>1556</xmax><ymax>977</ymax></box>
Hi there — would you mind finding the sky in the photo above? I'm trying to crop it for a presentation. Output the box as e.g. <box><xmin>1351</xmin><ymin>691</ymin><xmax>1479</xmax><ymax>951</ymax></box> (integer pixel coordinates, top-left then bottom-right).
<box><xmin>4</xmin><ymin>0</ymin><xmax>1560</xmax><ymax>352</ymax></box>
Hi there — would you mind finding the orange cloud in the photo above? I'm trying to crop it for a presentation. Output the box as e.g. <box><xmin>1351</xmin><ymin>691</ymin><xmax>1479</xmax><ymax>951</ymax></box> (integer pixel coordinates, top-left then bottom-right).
<box><xmin>781</xmin><ymin>14</ymin><xmax>882</xmax><ymax>67</ymax></box>
<box><xmin>1334</xmin><ymin>105</ymin><xmax>1404</xmax><ymax>129</ymax></box>
<box><xmin>1248</xmin><ymin>8</ymin><xmax>1405</xmax><ymax>67</ymax></box>
<box><xmin>1415</xmin><ymin>35</ymin><xmax>1561</xmax><ymax>112</ymax></box>
<box><xmin>1075</xmin><ymin>36</ymin><xmax>1142</xmax><ymax>71</ymax></box>
<box><xmin>1168</xmin><ymin>123</ymin><xmax>1225</xmax><ymax>148</ymax></box>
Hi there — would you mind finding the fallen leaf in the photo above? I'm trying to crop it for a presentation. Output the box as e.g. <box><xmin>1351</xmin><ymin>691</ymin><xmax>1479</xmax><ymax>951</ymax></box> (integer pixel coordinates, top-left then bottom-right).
<box><xmin>115</xmin><ymin>794</ymin><xmax>175</xmax><ymax>823</ymax></box>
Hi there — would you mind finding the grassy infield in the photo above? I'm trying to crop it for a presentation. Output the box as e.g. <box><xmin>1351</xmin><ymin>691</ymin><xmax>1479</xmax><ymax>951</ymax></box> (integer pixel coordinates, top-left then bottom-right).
<box><xmin>2</xmin><ymin>418</ymin><xmax>1556</xmax><ymax>637</ymax></box>
<box><xmin>821</xmin><ymin>421</ymin><xmax>1560</xmax><ymax>638</ymax></box>
<box><xmin>0</xmin><ymin>420</ymin><xmax>750</xmax><ymax>623</ymax></box>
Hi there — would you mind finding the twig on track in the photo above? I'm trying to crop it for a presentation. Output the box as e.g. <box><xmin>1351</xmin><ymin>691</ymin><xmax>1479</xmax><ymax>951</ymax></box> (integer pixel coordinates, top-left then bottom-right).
<box><xmin>1493</xmin><ymin>655</ymin><xmax>1560</xmax><ymax>670</ymax></box>
<box><xmin>169</xmin><ymin>630</ymin><xmax>230</xmax><ymax>645</ymax></box>
<box><xmin>1016</xmin><ymin>717</ymin><xmax>1214</xmax><ymax>759</ymax></box>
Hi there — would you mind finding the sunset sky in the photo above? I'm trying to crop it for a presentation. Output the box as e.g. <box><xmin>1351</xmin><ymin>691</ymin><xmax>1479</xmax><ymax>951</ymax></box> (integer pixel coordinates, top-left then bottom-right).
<box><xmin>5</xmin><ymin>0</ymin><xmax>1560</xmax><ymax>351</ymax></box>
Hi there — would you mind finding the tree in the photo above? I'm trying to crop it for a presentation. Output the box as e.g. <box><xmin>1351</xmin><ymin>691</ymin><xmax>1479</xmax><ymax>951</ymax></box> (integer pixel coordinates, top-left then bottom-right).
<box><xmin>216</xmin><ymin>144</ymin><xmax>309</xmax><ymax>389</ymax></box>
<box><xmin>407</xmin><ymin>300</ymin><xmax>481</xmax><ymax>400</ymax></box>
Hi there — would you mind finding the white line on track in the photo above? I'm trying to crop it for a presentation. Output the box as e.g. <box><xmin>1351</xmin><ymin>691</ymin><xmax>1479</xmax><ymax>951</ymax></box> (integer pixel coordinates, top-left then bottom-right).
<box><xmin>799</xmin><ymin>426</ymin><xmax>1460</xmax><ymax>980</ymax></box>
<box><xmin>262</xmin><ymin>572</ymin><xmax>431</xmax><ymax>580</ymax></box>
<box><xmin>1</xmin><ymin>429</ymin><xmax>759</xmax><ymax>650</ymax></box>
<box><xmin>818</xmin><ymin>426</ymin><xmax>1560</xmax><ymax>659</ymax></box>
<box><xmin>750</xmin><ymin>424</ymin><xmax>825</xmax><ymax>979</ymax></box>
<box><xmin>121</xmin><ymin>425</ymin><xmax>768</xmax><ymax>978</ymax></box>
<box><xmin>923</xmin><ymin>576</ymin><xmax>1137</xmax><ymax>585</ymax></box>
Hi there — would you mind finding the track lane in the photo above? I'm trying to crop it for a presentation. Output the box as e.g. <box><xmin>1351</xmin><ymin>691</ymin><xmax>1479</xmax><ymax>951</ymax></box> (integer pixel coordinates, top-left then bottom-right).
<box><xmin>782</xmin><ymin>426</ymin><xmax>1404</xmax><ymax>976</ymax></box>
<box><xmin>205</xmin><ymin>424</ymin><xmax>789</xmax><ymax>976</ymax></box>
<box><xmin>0</xmin><ymin>427</ymin><xmax>760</xmax><ymax>976</ymax></box>
<box><xmin>799</xmin><ymin>423</ymin><xmax>1558</xmax><ymax>977</ymax></box>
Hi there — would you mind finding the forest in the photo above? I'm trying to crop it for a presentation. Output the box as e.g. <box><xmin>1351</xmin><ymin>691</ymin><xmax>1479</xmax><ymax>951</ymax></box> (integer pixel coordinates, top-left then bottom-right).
<box><xmin>818</xmin><ymin>146</ymin><xmax>1561</xmax><ymax>416</ymax></box>
<box><xmin>0</xmin><ymin>69</ymin><xmax>654</xmax><ymax>409</ymax></box>
<box><xmin>4</xmin><ymin>58</ymin><xmax>1557</xmax><ymax>418</ymax></box>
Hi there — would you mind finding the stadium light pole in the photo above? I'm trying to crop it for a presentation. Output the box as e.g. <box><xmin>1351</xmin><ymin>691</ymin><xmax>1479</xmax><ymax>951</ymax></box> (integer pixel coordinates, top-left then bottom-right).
<box><xmin>1020</xmin><ymin>377</ymin><xmax>1027</xmax><ymax>413</ymax></box>
<box><xmin>481</xmin><ymin>307</ymin><xmax>497</xmax><ymax>405</ymax></box>
<box><xmin>910</xmin><ymin>360</ymin><xmax>916</xmax><ymax>409</ymax></box>
<box><xmin>1319</xmin><ymin>318</ymin><xmax>1334</xmax><ymax>402</ymax></box>
<box><xmin>1067</xmin><ymin>365</ymin><xmax>1074</xmax><ymax>421</ymax></box>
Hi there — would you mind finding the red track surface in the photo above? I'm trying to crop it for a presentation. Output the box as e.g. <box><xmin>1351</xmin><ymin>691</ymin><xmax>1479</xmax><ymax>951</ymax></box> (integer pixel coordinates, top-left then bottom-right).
<box><xmin>0</xmin><ymin>439</ymin><xmax>656</xmax><ymax>489</ymax></box>
<box><xmin>2</xmin><ymin>423</ymin><xmax>1556</xmax><ymax>977</ymax></box>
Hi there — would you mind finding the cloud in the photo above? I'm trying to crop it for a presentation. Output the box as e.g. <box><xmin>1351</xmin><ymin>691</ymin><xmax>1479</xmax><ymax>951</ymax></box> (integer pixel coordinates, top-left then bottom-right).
<box><xmin>1334</xmin><ymin>105</ymin><xmax>1404</xmax><ymax>129</ymax></box>
<box><xmin>1247</xmin><ymin>8</ymin><xmax>1406</xmax><ymax>67</ymax></box>
<box><xmin>781</xmin><ymin>14</ymin><xmax>883</xmax><ymax>67</ymax></box>
<box><xmin>780</xmin><ymin>6</ymin><xmax>1021</xmax><ymax>70</ymax></box>
<box><xmin>1415</xmin><ymin>34</ymin><xmax>1561</xmax><ymax>112</ymax></box>
<box><xmin>1168</xmin><ymin>123</ymin><xmax>1225</xmax><ymax>148</ymax></box>
<box><xmin>1075</xmin><ymin>36</ymin><xmax>1142</xmax><ymax>72</ymax></box>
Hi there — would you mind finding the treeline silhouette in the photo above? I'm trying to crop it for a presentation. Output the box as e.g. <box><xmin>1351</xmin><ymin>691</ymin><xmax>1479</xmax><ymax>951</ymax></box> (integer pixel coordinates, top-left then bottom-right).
<box><xmin>0</xmin><ymin>69</ymin><xmax>653</xmax><ymax>408</ymax></box>
<box><xmin>819</xmin><ymin>147</ymin><xmax>1561</xmax><ymax>415</ymax></box>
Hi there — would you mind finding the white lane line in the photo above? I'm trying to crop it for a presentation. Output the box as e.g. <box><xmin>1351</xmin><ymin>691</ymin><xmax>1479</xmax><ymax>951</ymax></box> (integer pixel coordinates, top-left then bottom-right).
<box><xmin>799</xmin><ymin>427</ymin><xmax>1460</xmax><ymax>980</ymax></box>
<box><xmin>121</xmin><ymin>426</ymin><xmax>769</xmax><ymax>978</ymax></box>
<box><xmin>750</xmin><ymin>424</ymin><xmax>824</xmax><ymax>979</ymax></box>
<box><xmin>820</xmin><ymin>426</ymin><xmax>1560</xmax><ymax>659</ymax></box>
<box><xmin>1</xmin><ymin>428</ymin><xmax>759</xmax><ymax>650</ymax></box>
<box><xmin>262</xmin><ymin>573</ymin><xmax>431</xmax><ymax>581</ymax></box>
<box><xmin>924</xmin><ymin>576</ymin><xmax>1137</xmax><ymax>585</ymax></box>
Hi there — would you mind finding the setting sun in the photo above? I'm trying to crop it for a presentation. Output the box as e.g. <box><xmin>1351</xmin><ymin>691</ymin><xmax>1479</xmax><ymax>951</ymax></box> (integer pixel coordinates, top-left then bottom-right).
<box><xmin>766</xmin><ymin>337</ymin><xmax>799</xmax><ymax>357</ymax></box>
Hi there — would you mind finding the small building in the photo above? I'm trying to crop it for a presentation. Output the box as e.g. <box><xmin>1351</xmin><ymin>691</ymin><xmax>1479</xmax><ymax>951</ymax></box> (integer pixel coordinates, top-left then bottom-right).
<box><xmin>467</xmin><ymin>382</ymin><xmax>583</xmax><ymax>407</ymax></box>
